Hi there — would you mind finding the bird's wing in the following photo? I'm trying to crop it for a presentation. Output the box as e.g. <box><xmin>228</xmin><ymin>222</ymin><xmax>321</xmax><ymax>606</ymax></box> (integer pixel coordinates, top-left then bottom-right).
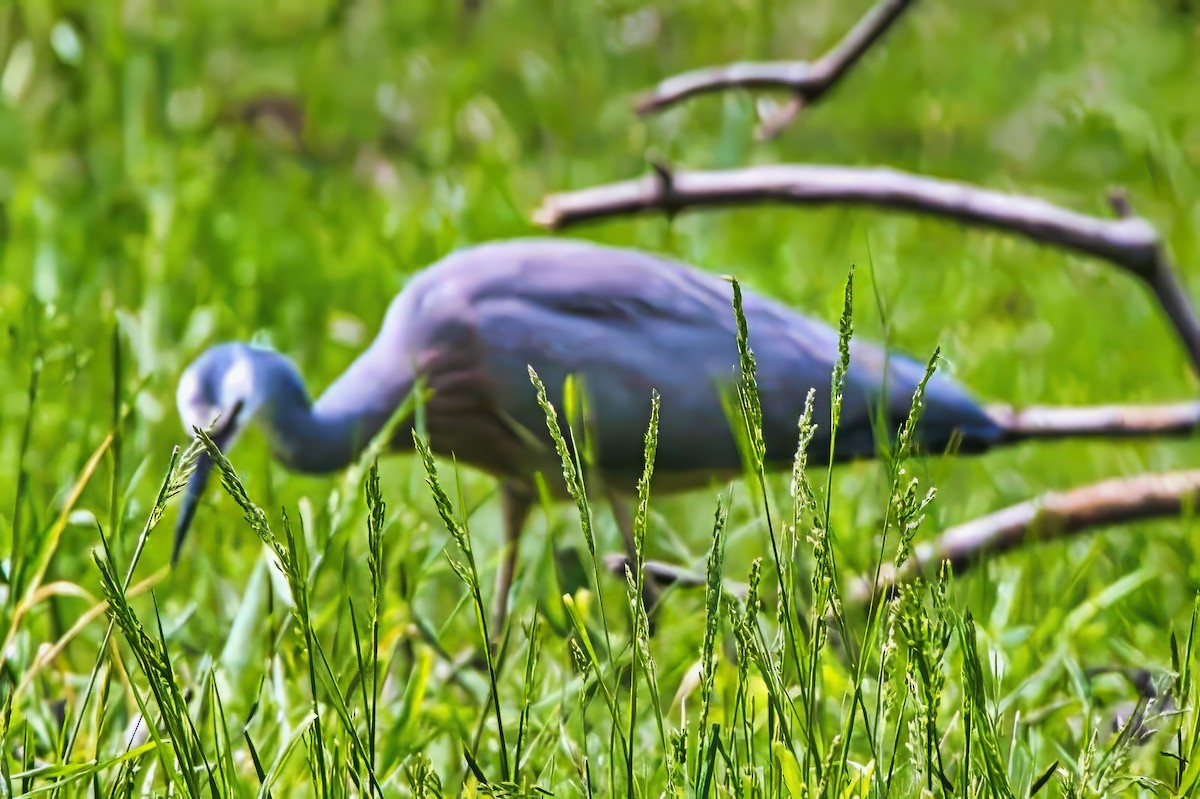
<box><xmin>454</xmin><ymin>244</ymin><xmax>845</xmax><ymax>478</ymax></box>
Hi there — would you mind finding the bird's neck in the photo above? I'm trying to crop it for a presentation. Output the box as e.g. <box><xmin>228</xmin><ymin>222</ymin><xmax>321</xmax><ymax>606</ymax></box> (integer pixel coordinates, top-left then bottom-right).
<box><xmin>263</xmin><ymin>349</ymin><xmax>416</xmax><ymax>474</ymax></box>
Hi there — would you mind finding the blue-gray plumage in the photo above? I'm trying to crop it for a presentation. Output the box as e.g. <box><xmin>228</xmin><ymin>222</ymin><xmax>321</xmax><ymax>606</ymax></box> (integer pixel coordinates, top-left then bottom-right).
<box><xmin>174</xmin><ymin>238</ymin><xmax>1002</xmax><ymax>627</ymax></box>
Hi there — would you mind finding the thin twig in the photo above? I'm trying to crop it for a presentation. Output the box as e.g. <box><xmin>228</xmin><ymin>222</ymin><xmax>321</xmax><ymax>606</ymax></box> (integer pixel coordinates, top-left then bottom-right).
<box><xmin>636</xmin><ymin>0</ymin><xmax>916</xmax><ymax>140</ymax></box>
<box><xmin>849</xmin><ymin>469</ymin><xmax>1200</xmax><ymax>604</ymax></box>
<box><xmin>989</xmin><ymin>401</ymin><xmax>1200</xmax><ymax>442</ymax></box>
<box><xmin>533</xmin><ymin>164</ymin><xmax>1200</xmax><ymax>374</ymax></box>
<box><xmin>602</xmin><ymin>553</ymin><xmax>748</xmax><ymax>598</ymax></box>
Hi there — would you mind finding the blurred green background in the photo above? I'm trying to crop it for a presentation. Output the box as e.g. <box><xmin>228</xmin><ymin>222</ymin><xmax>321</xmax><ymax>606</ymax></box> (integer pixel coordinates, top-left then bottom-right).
<box><xmin>2</xmin><ymin>0</ymin><xmax>1199</xmax><ymax>792</ymax></box>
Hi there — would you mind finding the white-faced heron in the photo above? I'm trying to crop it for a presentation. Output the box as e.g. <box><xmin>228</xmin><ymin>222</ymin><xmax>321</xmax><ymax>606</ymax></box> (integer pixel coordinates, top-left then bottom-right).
<box><xmin>174</xmin><ymin>238</ymin><xmax>1002</xmax><ymax>628</ymax></box>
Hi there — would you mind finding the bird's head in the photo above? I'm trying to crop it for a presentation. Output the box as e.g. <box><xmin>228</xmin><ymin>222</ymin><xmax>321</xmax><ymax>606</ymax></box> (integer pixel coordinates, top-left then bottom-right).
<box><xmin>172</xmin><ymin>342</ymin><xmax>304</xmax><ymax>565</ymax></box>
<box><xmin>177</xmin><ymin>343</ymin><xmax>264</xmax><ymax>441</ymax></box>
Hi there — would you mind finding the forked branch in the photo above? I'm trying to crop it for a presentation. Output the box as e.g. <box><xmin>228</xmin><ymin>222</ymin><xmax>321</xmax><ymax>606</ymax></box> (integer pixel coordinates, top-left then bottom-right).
<box><xmin>534</xmin><ymin>164</ymin><xmax>1200</xmax><ymax>375</ymax></box>
<box><xmin>849</xmin><ymin>469</ymin><xmax>1200</xmax><ymax>604</ymax></box>
<box><xmin>635</xmin><ymin>0</ymin><xmax>916</xmax><ymax>138</ymax></box>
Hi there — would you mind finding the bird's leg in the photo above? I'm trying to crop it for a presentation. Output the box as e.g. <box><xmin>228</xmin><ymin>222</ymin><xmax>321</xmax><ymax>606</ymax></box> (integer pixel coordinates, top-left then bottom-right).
<box><xmin>491</xmin><ymin>482</ymin><xmax>533</xmax><ymax>643</ymax></box>
<box><xmin>607</xmin><ymin>490</ymin><xmax>662</xmax><ymax>618</ymax></box>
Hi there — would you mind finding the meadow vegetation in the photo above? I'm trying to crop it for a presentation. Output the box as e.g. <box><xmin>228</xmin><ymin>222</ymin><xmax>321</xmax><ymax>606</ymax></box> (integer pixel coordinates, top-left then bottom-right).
<box><xmin>2</xmin><ymin>0</ymin><xmax>1199</xmax><ymax>795</ymax></box>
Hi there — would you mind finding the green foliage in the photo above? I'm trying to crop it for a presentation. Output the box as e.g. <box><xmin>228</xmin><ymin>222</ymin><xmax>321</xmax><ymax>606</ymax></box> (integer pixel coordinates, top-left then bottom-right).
<box><xmin>2</xmin><ymin>0</ymin><xmax>1200</xmax><ymax>795</ymax></box>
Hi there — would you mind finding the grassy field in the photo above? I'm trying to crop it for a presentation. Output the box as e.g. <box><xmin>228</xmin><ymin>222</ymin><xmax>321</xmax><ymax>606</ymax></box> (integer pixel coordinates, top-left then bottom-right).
<box><xmin>2</xmin><ymin>0</ymin><xmax>1200</xmax><ymax>795</ymax></box>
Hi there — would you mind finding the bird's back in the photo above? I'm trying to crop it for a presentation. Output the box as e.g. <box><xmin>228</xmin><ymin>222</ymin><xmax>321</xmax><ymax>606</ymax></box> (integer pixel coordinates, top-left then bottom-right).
<box><xmin>381</xmin><ymin>239</ymin><xmax>1001</xmax><ymax>491</ymax></box>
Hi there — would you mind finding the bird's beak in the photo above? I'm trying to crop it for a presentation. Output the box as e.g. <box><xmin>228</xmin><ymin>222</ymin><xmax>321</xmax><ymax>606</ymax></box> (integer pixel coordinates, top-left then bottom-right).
<box><xmin>172</xmin><ymin>404</ymin><xmax>243</xmax><ymax>567</ymax></box>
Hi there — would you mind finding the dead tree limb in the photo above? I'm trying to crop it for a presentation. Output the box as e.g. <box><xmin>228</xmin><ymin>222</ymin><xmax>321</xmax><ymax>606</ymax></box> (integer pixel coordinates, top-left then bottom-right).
<box><xmin>533</xmin><ymin>164</ymin><xmax>1200</xmax><ymax>375</ymax></box>
<box><xmin>565</xmin><ymin>0</ymin><xmax>1200</xmax><ymax>607</ymax></box>
<box><xmin>635</xmin><ymin>0</ymin><xmax>916</xmax><ymax>138</ymax></box>
<box><xmin>849</xmin><ymin>469</ymin><xmax>1200</xmax><ymax>604</ymax></box>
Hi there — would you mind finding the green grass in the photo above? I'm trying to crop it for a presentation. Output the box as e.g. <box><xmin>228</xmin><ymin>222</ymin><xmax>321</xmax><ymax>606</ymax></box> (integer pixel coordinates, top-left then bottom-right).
<box><xmin>3</xmin><ymin>0</ymin><xmax>1200</xmax><ymax>795</ymax></box>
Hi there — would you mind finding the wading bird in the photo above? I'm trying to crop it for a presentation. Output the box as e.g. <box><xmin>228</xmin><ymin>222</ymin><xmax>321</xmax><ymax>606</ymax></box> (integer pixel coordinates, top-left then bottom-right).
<box><xmin>174</xmin><ymin>238</ymin><xmax>1002</xmax><ymax>630</ymax></box>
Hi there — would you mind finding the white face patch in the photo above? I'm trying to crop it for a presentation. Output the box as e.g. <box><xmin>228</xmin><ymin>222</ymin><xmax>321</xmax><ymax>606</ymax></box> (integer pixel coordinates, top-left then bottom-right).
<box><xmin>175</xmin><ymin>366</ymin><xmax>217</xmax><ymax>434</ymax></box>
<box><xmin>216</xmin><ymin>350</ymin><xmax>271</xmax><ymax>441</ymax></box>
<box><xmin>220</xmin><ymin>353</ymin><xmax>257</xmax><ymax>413</ymax></box>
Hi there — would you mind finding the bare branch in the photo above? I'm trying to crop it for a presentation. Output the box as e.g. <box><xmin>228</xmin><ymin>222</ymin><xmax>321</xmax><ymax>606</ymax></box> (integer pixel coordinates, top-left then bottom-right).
<box><xmin>850</xmin><ymin>469</ymin><xmax>1200</xmax><ymax>604</ymax></box>
<box><xmin>635</xmin><ymin>0</ymin><xmax>916</xmax><ymax>137</ymax></box>
<box><xmin>990</xmin><ymin>401</ymin><xmax>1200</xmax><ymax>442</ymax></box>
<box><xmin>534</xmin><ymin>164</ymin><xmax>1200</xmax><ymax>374</ymax></box>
